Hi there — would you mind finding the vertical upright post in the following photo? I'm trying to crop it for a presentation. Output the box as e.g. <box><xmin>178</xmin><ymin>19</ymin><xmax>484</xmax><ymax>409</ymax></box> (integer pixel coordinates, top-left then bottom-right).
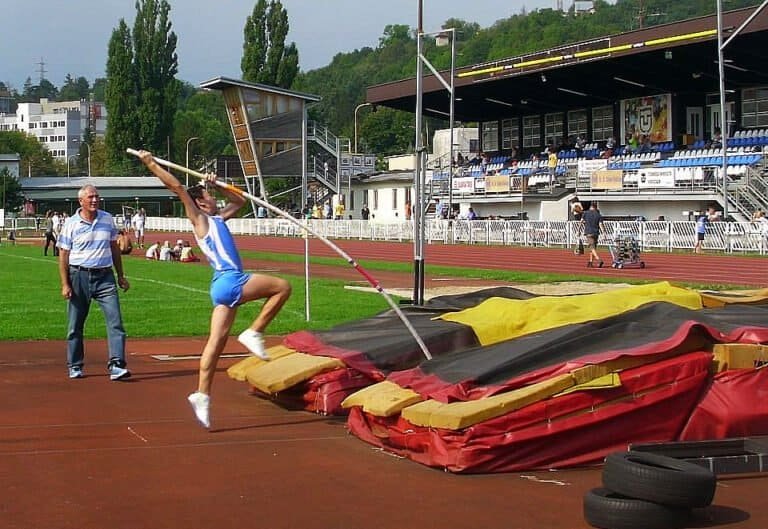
<box><xmin>716</xmin><ymin>0</ymin><xmax>729</xmax><ymax>221</ymax></box>
<box><xmin>448</xmin><ymin>28</ymin><xmax>456</xmax><ymax>220</ymax></box>
<box><xmin>413</xmin><ymin>0</ymin><xmax>425</xmax><ymax>306</ymax></box>
<box><xmin>302</xmin><ymin>103</ymin><xmax>311</xmax><ymax>321</ymax></box>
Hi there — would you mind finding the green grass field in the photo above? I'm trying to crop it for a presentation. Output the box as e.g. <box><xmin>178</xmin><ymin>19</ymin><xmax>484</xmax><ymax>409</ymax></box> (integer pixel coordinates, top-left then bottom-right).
<box><xmin>0</xmin><ymin>244</ymin><xmax>396</xmax><ymax>341</ymax></box>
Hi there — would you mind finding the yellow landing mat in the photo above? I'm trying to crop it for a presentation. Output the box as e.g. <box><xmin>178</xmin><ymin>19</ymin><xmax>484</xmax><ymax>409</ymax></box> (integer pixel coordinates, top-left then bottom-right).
<box><xmin>245</xmin><ymin>352</ymin><xmax>344</xmax><ymax>395</ymax></box>
<box><xmin>700</xmin><ymin>288</ymin><xmax>768</xmax><ymax>308</ymax></box>
<box><xmin>438</xmin><ymin>281</ymin><xmax>702</xmax><ymax>346</ymax></box>
<box><xmin>226</xmin><ymin>345</ymin><xmax>297</xmax><ymax>381</ymax></box>
<box><xmin>341</xmin><ymin>381</ymin><xmax>424</xmax><ymax>417</ymax></box>
<box><xmin>345</xmin><ymin>354</ymin><xmax>671</xmax><ymax>430</ymax></box>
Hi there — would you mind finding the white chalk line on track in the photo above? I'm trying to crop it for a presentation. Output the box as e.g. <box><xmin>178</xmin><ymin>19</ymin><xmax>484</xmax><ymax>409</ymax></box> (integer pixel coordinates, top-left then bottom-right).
<box><xmin>127</xmin><ymin>426</ymin><xmax>149</xmax><ymax>443</ymax></box>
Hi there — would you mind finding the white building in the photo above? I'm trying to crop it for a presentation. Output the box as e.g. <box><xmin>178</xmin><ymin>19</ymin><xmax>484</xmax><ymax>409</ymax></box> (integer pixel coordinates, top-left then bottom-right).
<box><xmin>0</xmin><ymin>98</ymin><xmax>107</xmax><ymax>161</ymax></box>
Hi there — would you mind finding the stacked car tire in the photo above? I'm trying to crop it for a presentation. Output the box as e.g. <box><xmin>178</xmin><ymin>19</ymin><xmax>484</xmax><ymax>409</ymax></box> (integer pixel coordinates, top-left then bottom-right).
<box><xmin>583</xmin><ymin>451</ymin><xmax>717</xmax><ymax>529</ymax></box>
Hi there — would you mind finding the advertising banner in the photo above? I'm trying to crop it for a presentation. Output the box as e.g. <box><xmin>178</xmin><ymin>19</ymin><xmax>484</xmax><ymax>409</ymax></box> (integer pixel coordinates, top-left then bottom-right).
<box><xmin>637</xmin><ymin>168</ymin><xmax>676</xmax><ymax>188</ymax></box>
<box><xmin>621</xmin><ymin>94</ymin><xmax>671</xmax><ymax>143</ymax></box>
<box><xmin>578</xmin><ymin>159</ymin><xmax>608</xmax><ymax>180</ymax></box>
<box><xmin>485</xmin><ymin>174</ymin><xmax>510</xmax><ymax>193</ymax></box>
<box><xmin>591</xmin><ymin>170</ymin><xmax>624</xmax><ymax>190</ymax></box>
<box><xmin>453</xmin><ymin>176</ymin><xmax>475</xmax><ymax>194</ymax></box>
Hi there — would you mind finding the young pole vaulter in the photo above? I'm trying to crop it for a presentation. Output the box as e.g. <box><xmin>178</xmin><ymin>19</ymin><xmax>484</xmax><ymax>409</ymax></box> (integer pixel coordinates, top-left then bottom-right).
<box><xmin>137</xmin><ymin>150</ymin><xmax>291</xmax><ymax>428</ymax></box>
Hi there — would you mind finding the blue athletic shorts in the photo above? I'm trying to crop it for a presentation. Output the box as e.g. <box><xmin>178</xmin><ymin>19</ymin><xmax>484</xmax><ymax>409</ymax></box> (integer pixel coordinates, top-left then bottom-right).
<box><xmin>210</xmin><ymin>271</ymin><xmax>251</xmax><ymax>307</ymax></box>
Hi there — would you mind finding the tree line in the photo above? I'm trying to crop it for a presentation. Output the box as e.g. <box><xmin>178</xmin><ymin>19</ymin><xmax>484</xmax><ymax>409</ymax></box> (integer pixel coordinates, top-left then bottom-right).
<box><xmin>1</xmin><ymin>0</ymin><xmax>758</xmax><ymax>184</ymax></box>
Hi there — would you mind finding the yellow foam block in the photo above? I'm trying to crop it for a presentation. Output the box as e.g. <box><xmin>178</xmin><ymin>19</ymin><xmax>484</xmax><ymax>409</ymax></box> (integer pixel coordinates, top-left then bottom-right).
<box><xmin>556</xmin><ymin>373</ymin><xmax>621</xmax><ymax>396</ymax></box>
<box><xmin>226</xmin><ymin>345</ymin><xmax>297</xmax><ymax>381</ymax></box>
<box><xmin>401</xmin><ymin>373</ymin><xmax>575</xmax><ymax>430</ymax></box>
<box><xmin>245</xmin><ymin>352</ymin><xmax>344</xmax><ymax>394</ymax></box>
<box><xmin>712</xmin><ymin>343</ymin><xmax>768</xmax><ymax>372</ymax></box>
<box><xmin>700</xmin><ymin>288</ymin><xmax>768</xmax><ymax>308</ymax></box>
<box><xmin>569</xmin><ymin>353</ymin><xmax>674</xmax><ymax>385</ymax></box>
<box><xmin>341</xmin><ymin>381</ymin><xmax>424</xmax><ymax>416</ymax></box>
<box><xmin>438</xmin><ymin>282</ymin><xmax>702</xmax><ymax>346</ymax></box>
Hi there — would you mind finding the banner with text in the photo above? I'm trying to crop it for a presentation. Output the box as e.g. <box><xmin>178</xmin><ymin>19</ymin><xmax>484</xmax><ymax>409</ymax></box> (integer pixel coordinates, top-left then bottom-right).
<box><xmin>591</xmin><ymin>170</ymin><xmax>624</xmax><ymax>190</ymax></box>
<box><xmin>637</xmin><ymin>167</ymin><xmax>676</xmax><ymax>188</ymax></box>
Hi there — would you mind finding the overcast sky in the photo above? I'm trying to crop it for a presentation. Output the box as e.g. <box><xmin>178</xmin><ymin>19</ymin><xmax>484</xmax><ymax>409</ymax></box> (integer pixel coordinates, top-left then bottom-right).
<box><xmin>1</xmin><ymin>0</ymin><xmax>557</xmax><ymax>90</ymax></box>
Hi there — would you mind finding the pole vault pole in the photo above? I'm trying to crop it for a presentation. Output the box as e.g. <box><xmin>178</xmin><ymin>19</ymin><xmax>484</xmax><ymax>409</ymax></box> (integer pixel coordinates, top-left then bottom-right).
<box><xmin>127</xmin><ymin>148</ymin><xmax>432</xmax><ymax>361</ymax></box>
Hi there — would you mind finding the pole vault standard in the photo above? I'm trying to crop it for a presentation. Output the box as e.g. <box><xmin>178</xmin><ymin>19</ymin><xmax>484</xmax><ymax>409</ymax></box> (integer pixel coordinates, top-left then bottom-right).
<box><xmin>126</xmin><ymin>148</ymin><xmax>432</xmax><ymax>361</ymax></box>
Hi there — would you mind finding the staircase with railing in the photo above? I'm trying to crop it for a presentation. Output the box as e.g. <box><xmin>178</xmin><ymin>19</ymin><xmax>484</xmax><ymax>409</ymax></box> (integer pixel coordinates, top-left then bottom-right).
<box><xmin>306</xmin><ymin>121</ymin><xmax>352</xmax><ymax>201</ymax></box>
<box><xmin>726</xmin><ymin>167</ymin><xmax>768</xmax><ymax>221</ymax></box>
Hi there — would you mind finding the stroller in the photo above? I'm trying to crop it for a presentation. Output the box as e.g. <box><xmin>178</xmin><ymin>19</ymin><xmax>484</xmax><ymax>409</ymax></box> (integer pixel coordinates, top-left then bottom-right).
<box><xmin>608</xmin><ymin>231</ymin><xmax>645</xmax><ymax>269</ymax></box>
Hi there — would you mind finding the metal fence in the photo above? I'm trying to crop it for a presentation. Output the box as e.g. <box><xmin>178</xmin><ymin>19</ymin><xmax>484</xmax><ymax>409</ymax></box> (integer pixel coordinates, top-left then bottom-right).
<box><xmin>140</xmin><ymin>216</ymin><xmax>768</xmax><ymax>255</ymax></box>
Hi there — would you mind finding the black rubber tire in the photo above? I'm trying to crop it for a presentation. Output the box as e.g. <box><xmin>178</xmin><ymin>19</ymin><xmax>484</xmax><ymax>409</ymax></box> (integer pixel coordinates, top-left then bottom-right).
<box><xmin>583</xmin><ymin>487</ymin><xmax>690</xmax><ymax>529</ymax></box>
<box><xmin>602</xmin><ymin>451</ymin><xmax>716</xmax><ymax>508</ymax></box>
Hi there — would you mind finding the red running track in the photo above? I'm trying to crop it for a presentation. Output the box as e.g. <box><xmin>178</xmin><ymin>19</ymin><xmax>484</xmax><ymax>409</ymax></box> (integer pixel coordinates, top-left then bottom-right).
<box><xmin>218</xmin><ymin>236</ymin><xmax>765</xmax><ymax>288</ymax></box>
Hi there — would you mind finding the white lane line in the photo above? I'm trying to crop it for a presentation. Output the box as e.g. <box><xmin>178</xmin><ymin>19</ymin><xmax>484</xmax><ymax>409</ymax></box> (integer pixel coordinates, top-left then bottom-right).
<box><xmin>0</xmin><ymin>252</ymin><xmax>206</xmax><ymax>293</ymax></box>
<box><xmin>127</xmin><ymin>426</ymin><xmax>149</xmax><ymax>443</ymax></box>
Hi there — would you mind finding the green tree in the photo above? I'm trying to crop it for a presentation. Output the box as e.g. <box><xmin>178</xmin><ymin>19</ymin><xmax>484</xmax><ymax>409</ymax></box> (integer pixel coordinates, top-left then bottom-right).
<box><xmin>105</xmin><ymin>19</ymin><xmax>139</xmax><ymax>174</ymax></box>
<box><xmin>241</xmin><ymin>0</ymin><xmax>299</xmax><ymax>88</ymax></box>
<box><xmin>58</xmin><ymin>74</ymin><xmax>90</xmax><ymax>101</ymax></box>
<box><xmin>133</xmin><ymin>0</ymin><xmax>179</xmax><ymax>154</ymax></box>
<box><xmin>1</xmin><ymin>167</ymin><xmax>25</xmax><ymax>213</ymax></box>
<box><xmin>0</xmin><ymin>131</ymin><xmax>57</xmax><ymax>176</ymax></box>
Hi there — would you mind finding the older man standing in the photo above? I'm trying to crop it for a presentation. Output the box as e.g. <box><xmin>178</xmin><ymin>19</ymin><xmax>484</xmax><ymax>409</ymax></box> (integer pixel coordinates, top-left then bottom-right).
<box><xmin>57</xmin><ymin>184</ymin><xmax>131</xmax><ymax>381</ymax></box>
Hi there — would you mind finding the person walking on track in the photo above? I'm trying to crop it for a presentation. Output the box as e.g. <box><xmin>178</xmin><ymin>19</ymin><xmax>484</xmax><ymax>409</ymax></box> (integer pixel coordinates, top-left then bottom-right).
<box><xmin>137</xmin><ymin>150</ymin><xmax>292</xmax><ymax>429</ymax></box>
<box><xmin>582</xmin><ymin>201</ymin><xmax>605</xmax><ymax>268</ymax></box>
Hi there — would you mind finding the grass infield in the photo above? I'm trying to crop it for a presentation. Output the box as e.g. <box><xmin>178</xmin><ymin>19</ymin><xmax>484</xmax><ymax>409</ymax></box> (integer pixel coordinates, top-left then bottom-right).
<box><xmin>0</xmin><ymin>244</ymin><xmax>395</xmax><ymax>341</ymax></box>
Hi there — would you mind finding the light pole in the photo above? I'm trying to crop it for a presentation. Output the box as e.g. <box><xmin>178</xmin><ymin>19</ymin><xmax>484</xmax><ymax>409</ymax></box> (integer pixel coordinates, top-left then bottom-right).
<box><xmin>86</xmin><ymin>143</ymin><xmax>91</xmax><ymax>177</ymax></box>
<box><xmin>185</xmin><ymin>137</ymin><xmax>200</xmax><ymax>187</ymax></box>
<box><xmin>67</xmin><ymin>155</ymin><xmax>77</xmax><ymax>180</ymax></box>
<box><xmin>354</xmin><ymin>103</ymin><xmax>372</xmax><ymax>154</ymax></box>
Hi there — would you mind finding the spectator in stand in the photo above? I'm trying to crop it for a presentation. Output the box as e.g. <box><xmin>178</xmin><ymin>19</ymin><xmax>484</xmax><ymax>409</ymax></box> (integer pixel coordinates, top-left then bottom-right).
<box><xmin>638</xmin><ymin>135</ymin><xmax>653</xmax><ymax>153</ymax></box>
<box><xmin>480</xmin><ymin>152</ymin><xmax>489</xmax><ymax>174</ymax></box>
<box><xmin>466</xmin><ymin>207</ymin><xmax>477</xmax><ymax>220</ymax></box>
<box><xmin>575</xmin><ymin>135</ymin><xmax>586</xmax><ymax>157</ymax></box>
<box><xmin>456</xmin><ymin>152</ymin><xmax>464</xmax><ymax>166</ymax></box>
<box><xmin>711</xmin><ymin>127</ymin><xmax>723</xmax><ymax>149</ymax></box>
<box><xmin>145</xmin><ymin>241</ymin><xmax>161</xmax><ymax>260</ymax></box>
<box><xmin>404</xmin><ymin>201</ymin><xmax>412</xmax><ymax>220</ymax></box>
<box><xmin>257</xmin><ymin>205</ymin><xmax>267</xmax><ymax>218</ymax></box>
<box><xmin>547</xmin><ymin>146</ymin><xmax>558</xmax><ymax>187</ymax></box>
<box><xmin>361</xmin><ymin>204</ymin><xmax>370</xmax><ymax>220</ymax></box>
<box><xmin>582</xmin><ymin>201</ymin><xmax>605</xmax><ymax>268</ymax></box>
<box><xmin>323</xmin><ymin>201</ymin><xmax>332</xmax><ymax>219</ymax></box>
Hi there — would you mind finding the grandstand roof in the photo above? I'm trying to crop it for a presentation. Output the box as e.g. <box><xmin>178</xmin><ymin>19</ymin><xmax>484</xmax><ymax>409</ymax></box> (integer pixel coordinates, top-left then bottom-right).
<box><xmin>366</xmin><ymin>6</ymin><xmax>768</xmax><ymax>121</ymax></box>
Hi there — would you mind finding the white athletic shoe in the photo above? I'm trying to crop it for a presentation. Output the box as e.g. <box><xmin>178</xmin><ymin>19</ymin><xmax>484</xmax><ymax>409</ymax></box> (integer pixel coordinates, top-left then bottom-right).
<box><xmin>187</xmin><ymin>391</ymin><xmax>210</xmax><ymax>428</ymax></box>
<box><xmin>237</xmin><ymin>329</ymin><xmax>270</xmax><ymax>360</ymax></box>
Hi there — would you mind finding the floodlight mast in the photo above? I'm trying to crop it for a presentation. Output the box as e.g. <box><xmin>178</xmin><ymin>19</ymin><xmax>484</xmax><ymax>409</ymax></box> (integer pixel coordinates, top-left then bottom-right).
<box><xmin>413</xmin><ymin>0</ymin><xmax>426</xmax><ymax>306</ymax></box>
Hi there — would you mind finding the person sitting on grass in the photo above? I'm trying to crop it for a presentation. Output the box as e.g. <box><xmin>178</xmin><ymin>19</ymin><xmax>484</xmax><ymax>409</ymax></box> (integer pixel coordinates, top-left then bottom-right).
<box><xmin>136</xmin><ymin>149</ymin><xmax>292</xmax><ymax>430</ymax></box>
<box><xmin>179</xmin><ymin>240</ymin><xmax>200</xmax><ymax>262</ymax></box>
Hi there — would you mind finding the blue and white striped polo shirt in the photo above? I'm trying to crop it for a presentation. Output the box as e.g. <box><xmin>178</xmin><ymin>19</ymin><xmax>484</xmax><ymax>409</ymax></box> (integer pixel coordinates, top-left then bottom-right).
<box><xmin>57</xmin><ymin>209</ymin><xmax>117</xmax><ymax>268</ymax></box>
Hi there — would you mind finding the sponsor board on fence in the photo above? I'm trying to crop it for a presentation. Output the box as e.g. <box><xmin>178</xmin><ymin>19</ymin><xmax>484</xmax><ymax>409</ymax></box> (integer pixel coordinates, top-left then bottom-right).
<box><xmin>591</xmin><ymin>170</ymin><xmax>623</xmax><ymax>190</ymax></box>
<box><xmin>485</xmin><ymin>174</ymin><xmax>510</xmax><ymax>193</ymax></box>
<box><xmin>578</xmin><ymin>159</ymin><xmax>608</xmax><ymax>180</ymax></box>
<box><xmin>638</xmin><ymin>167</ymin><xmax>676</xmax><ymax>188</ymax></box>
<box><xmin>453</xmin><ymin>176</ymin><xmax>476</xmax><ymax>194</ymax></box>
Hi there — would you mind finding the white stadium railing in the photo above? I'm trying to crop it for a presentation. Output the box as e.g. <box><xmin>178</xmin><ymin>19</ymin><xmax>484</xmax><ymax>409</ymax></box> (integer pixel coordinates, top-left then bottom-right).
<box><xmin>132</xmin><ymin>216</ymin><xmax>768</xmax><ymax>255</ymax></box>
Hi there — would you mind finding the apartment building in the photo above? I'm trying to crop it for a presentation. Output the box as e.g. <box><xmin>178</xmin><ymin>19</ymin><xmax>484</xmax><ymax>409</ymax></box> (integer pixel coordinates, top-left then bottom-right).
<box><xmin>0</xmin><ymin>98</ymin><xmax>106</xmax><ymax>161</ymax></box>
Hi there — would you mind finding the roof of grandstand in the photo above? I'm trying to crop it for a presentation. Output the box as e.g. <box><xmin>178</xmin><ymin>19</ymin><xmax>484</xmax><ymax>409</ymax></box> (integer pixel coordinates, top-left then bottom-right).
<box><xmin>367</xmin><ymin>6</ymin><xmax>768</xmax><ymax>121</ymax></box>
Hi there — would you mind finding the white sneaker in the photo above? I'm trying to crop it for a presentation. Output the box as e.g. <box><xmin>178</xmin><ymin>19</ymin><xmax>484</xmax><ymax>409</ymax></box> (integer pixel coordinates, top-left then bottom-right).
<box><xmin>237</xmin><ymin>329</ymin><xmax>270</xmax><ymax>360</ymax></box>
<box><xmin>187</xmin><ymin>392</ymin><xmax>210</xmax><ymax>428</ymax></box>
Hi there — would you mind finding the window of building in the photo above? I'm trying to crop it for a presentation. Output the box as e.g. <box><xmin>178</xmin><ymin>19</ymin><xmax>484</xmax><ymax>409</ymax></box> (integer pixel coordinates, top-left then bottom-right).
<box><xmin>373</xmin><ymin>189</ymin><xmax>379</xmax><ymax>210</ymax></box>
<box><xmin>741</xmin><ymin>87</ymin><xmax>768</xmax><ymax>128</ymax></box>
<box><xmin>29</xmin><ymin>122</ymin><xmax>36</xmax><ymax>129</ymax></box>
<box><xmin>392</xmin><ymin>188</ymin><xmax>398</xmax><ymax>210</ymax></box>
<box><xmin>39</xmin><ymin>136</ymin><xmax>47</xmax><ymax>142</ymax></box>
<box><xmin>544</xmin><ymin>112</ymin><xmax>564</xmax><ymax>147</ymax></box>
<box><xmin>481</xmin><ymin>121</ymin><xmax>499</xmax><ymax>152</ymax></box>
<box><xmin>350</xmin><ymin>189</ymin><xmax>355</xmax><ymax>211</ymax></box>
<box><xmin>40</xmin><ymin>122</ymin><xmax>48</xmax><ymax>128</ymax></box>
<box><xmin>567</xmin><ymin>109</ymin><xmax>588</xmax><ymax>139</ymax></box>
<box><xmin>522</xmin><ymin>115</ymin><xmax>541</xmax><ymax>149</ymax></box>
<box><xmin>592</xmin><ymin>105</ymin><xmax>614</xmax><ymax>141</ymax></box>
<box><xmin>501</xmin><ymin>118</ymin><xmax>519</xmax><ymax>150</ymax></box>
